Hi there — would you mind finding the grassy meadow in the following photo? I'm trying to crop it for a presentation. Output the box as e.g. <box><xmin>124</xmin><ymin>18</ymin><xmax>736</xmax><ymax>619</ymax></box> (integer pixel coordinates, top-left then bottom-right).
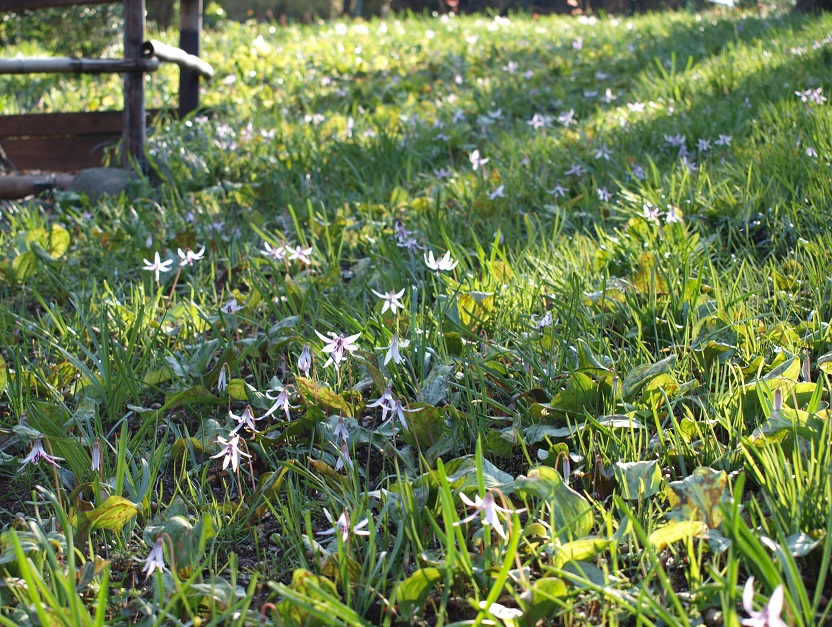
<box><xmin>1</xmin><ymin>8</ymin><xmax>832</xmax><ymax>626</ymax></box>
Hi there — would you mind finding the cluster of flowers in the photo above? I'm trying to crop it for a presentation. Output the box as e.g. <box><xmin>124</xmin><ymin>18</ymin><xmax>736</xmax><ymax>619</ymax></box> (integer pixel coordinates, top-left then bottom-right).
<box><xmin>142</xmin><ymin>246</ymin><xmax>206</xmax><ymax>282</ymax></box>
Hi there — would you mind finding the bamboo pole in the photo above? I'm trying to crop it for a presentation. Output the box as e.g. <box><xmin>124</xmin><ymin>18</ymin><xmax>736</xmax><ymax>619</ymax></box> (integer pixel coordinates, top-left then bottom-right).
<box><xmin>147</xmin><ymin>39</ymin><xmax>213</xmax><ymax>78</ymax></box>
<box><xmin>0</xmin><ymin>57</ymin><xmax>158</xmax><ymax>75</ymax></box>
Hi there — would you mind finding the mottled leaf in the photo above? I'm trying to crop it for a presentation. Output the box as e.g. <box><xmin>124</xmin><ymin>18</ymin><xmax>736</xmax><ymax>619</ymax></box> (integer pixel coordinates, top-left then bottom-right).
<box><xmin>666</xmin><ymin>467</ymin><xmax>731</xmax><ymax>529</ymax></box>
<box><xmin>296</xmin><ymin>377</ymin><xmax>353</xmax><ymax>416</ymax></box>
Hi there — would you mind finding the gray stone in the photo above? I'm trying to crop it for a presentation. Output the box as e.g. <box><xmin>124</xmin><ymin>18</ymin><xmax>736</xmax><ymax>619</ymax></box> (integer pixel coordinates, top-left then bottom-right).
<box><xmin>69</xmin><ymin>168</ymin><xmax>133</xmax><ymax>201</ymax></box>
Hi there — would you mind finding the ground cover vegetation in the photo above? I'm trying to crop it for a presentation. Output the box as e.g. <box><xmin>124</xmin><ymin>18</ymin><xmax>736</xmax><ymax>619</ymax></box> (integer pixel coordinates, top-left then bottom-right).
<box><xmin>1</xmin><ymin>8</ymin><xmax>832</xmax><ymax>626</ymax></box>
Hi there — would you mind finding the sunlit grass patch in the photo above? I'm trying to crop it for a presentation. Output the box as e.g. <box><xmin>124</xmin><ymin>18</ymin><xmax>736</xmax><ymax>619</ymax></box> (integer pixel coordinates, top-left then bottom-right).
<box><xmin>1</xmin><ymin>8</ymin><xmax>832</xmax><ymax>626</ymax></box>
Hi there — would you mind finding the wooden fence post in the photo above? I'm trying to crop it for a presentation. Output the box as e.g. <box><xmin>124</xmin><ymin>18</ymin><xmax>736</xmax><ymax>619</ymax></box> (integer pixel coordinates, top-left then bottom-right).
<box><xmin>179</xmin><ymin>0</ymin><xmax>202</xmax><ymax>117</ymax></box>
<box><xmin>123</xmin><ymin>0</ymin><xmax>146</xmax><ymax>169</ymax></box>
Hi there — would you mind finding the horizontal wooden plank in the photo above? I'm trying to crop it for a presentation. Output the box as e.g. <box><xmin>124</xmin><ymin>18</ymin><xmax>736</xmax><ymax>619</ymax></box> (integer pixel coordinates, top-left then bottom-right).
<box><xmin>0</xmin><ymin>0</ymin><xmax>114</xmax><ymax>11</ymax></box>
<box><xmin>1</xmin><ymin>135</ymin><xmax>119</xmax><ymax>171</ymax></box>
<box><xmin>0</xmin><ymin>109</ymin><xmax>165</xmax><ymax>138</ymax></box>
<box><xmin>0</xmin><ymin>111</ymin><xmax>123</xmax><ymax>138</ymax></box>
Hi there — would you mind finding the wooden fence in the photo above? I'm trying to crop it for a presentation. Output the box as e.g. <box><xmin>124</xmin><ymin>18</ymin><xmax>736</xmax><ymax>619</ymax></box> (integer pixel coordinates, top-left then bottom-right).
<box><xmin>0</xmin><ymin>0</ymin><xmax>212</xmax><ymax>172</ymax></box>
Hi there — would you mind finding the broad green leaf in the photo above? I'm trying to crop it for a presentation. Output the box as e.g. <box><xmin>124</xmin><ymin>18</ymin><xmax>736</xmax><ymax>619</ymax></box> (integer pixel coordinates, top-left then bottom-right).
<box><xmin>544</xmin><ymin>371</ymin><xmax>600</xmax><ymax>418</ymax></box>
<box><xmin>614</xmin><ymin>460</ymin><xmax>663</xmax><ymax>500</ymax></box>
<box><xmin>0</xmin><ymin>356</ymin><xmax>6</xmax><ymax>391</ymax></box>
<box><xmin>818</xmin><ymin>351</ymin><xmax>832</xmax><ymax>375</ymax></box>
<box><xmin>785</xmin><ymin>533</ymin><xmax>823</xmax><ymax>557</ymax></box>
<box><xmin>166</xmin><ymin>385</ymin><xmax>224</xmax><ymax>408</ymax></box>
<box><xmin>514</xmin><ymin>466</ymin><xmax>593</xmax><ymax>539</ymax></box>
<box><xmin>642</xmin><ymin>373</ymin><xmax>679</xmax><ymax>407</ymax></box>
<box><xmin>188</xmin><ymin>576</ymin><xmax>246</xmax><ymax>610</ymax></box>
<box><xmin>648</xmin><ymin>520</ymin><xmax>708</xmax><ymax>550</ymax></box>
<box><xmin>76</xmin><ymin>556</ymin><xmax>108</xmax><ymax>592</ymax></box>
<box><xmin>144</xmin><ymin>514</ymin><xmax>213</xmax><ymax>578</ymax></box>
<box><xmin>44</xmin><ymin>224</ymin><xmax>71</xmax><ymax>259</ymax></box>
<box><xmin>576</xmin><ymin>339</ymin><xmax>612</xmax><ymax>373</ymax></box>
<box><xmin>444</xmin><ymin>457</ymin><xmax>514</xmax><ymax>493</ymax></box>
<box><xmin>525</xmin><ymin>417</ymin><xmax>643</xmax><ymax>444</ymax></box>
<box><xmin>306</xmin><ymin>457</ymin><xmax>350</xmax><ymax>488</ymax></box>
<box><xmin>552</xmin><ymin>537</ymin><xmax>611</xmax><ymax>568</ymax></box>
<box><xmin>484</xmin><ymin>427</ymin><xmax>518</xmax><ymax>458</ymax></box>
<box><xmin>401</xmin><ymin>403</ymin><xmax>446</xmax><ymax>448</ymax></box>
<box><xmin>11</xmin><ymin>250</ymin><xmax>38</xmax><ymax>281</ymax></box>
<box><xmin>632</xmin><ymin>252</ymin><xmax>669</xmax><ymax>293</ymax></box>
<box><xmin>458</xmin><ymin>291</ymin><xmax>494</xmax><ymax>330</ymax></box>
<box><xmin>396</xmin><ymin>567</ymin><xmax>444</xmax><ymax>617</ymax></box>
<box><xmin>273</xmin><ymin>568</ymin><xmax>341</xmax><ymax>626</ymax></box>
<box><xmin>520</xmin><ymin>576</ymin><xmax>568</xmax><ymax>625</ymax></box>
<box><xmin>621</xmin><ymin>355</ymin><xmax>677</xmax><ymax>400</ymax></box>
<box><xmin>419</xmin><ymin>364</ymin><xmax>455</xmax><ymax>406</ymax></box>
<box><xmin>762</xmin><ymin>356</ymin><xmax>800</xmax><ymax>382</ymax></box>
<box><xmin>227</xmin><ymin>378</ymin><xmax>270</xmax><ymax>408</ymax></box>
<box><xmin>443</xmin><ymin>332</ymin><xmax>463</xmax><ymax>356</ymax></box>
<box><xmin>172</xmin><ymin>437</ymin><xmax>210</xmax><ymax>461</ymax></box>
<box><xmin>526</xmin><ymin>424</ymin><xmax>574</xmax><ymax>443</ymax></box>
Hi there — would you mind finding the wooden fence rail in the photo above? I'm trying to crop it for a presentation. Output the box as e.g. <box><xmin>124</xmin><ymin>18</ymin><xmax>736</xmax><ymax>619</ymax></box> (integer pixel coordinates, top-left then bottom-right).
<box><xmin>0</xmin><ymin>0</ymin><xmax>210</xmax><ymax>172</ymax></box>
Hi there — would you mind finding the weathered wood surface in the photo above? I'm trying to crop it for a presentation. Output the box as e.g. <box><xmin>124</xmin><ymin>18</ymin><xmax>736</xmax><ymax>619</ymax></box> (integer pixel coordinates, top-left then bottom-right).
<box><xmin>0</xmin><ymin>110</ymin><xmax>161</xmax><ymax>170</ymax></box>
<box><xmin>122</xmin><ymin>0</ymin><xmax>146</xmax><ymax>168</ymax></box>
<box><xmin>179</xmin><ymin>0</ymin><xmax>203</xmax><ymax>117</ymax></box>
<box><xmin>0</xmin><ymin>111</ymin><xmax>124</xmax><ymax>137</ymax></box>
<box><xmin>1</xmin><ymin>136</ymin><xmax>118</xmax><ymax>171</ymax></box>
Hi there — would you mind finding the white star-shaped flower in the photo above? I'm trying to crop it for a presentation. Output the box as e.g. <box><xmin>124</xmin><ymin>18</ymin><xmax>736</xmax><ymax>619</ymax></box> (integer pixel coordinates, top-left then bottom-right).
<box><xmin>424</xmin><ymin>250</ymin><xmax>458</xmax><ymax>275</ymax></box>
<box><xmin>314</xmin><ymin>330</ymin><xmax>361</xmax><ymax>370</ymax></box>
<box><xmin>453</xmin><ymin>490</ymin><xmax>525</xmax><ymax>540</ymax></box>
<box><xmin>142</xmin><ymin>252</ymin><xmax>173</xmax><ymax>283</ymax></box>
<box><xmin>177</xmin><ymin>246</ymin><xmax>205</xmax><ymax>267</ymax></box>
<box><xmin>211</xmin><ymin>434</ymin><xmax>251</xmax><ymax>472</ymax></box>
<box><xmin>316</xmin><ymin>508</ymin><xmax>370</xmax><ymax>542</ymax></box>
<box><xmin>371</xmin><ymin>289</ymin><xmax>406</xmax><ymax>316</ymax></box>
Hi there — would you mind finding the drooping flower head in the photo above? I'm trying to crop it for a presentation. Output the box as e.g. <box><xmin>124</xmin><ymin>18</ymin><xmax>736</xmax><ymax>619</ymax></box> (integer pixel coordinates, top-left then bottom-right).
<box><xmin>297</xmin><ymin>344</ymin><xmax>313</xmax><ymax>377</ymax></box>
<box><xmin>211</xmin><ymin>434</ymin><xmax>251</xmax><ymax>472</ymax></box>
<box><xmin>383</xmin><ymin>334</ymin><xmax>410</xmax><ymax>366</ymax></box>
<box><xmin>142</xmin><ymin>537</ymin><xmax>169</xmax><ymax>578</ymax></box>
<box><xmin>453</xmin><ymin>490</ymin><xmax>525</xmax><ymax>540</ymax></box>
<box><xmin>371</xmin><ymin>289</ymin><xmax>406</xmax><ymax>316</ymax></box>
<box><xmin>230</xmin><ymin>405</ymin><xmax>262</xmax><ymax>435</ymax></box>
<box><xmin>314</xmin><ymin>330</ymin><xmax>361</xmax><ymax>371</ymax></box>
<box><xmin>19</xmin><ymin>437</ymin><xmax>63</xmax><ymax>470</ymax></box>
<box><xmin>177</xmin><ymin>246</ymin><xmax>205</xmax><ymax>267</ymax></box>
<box><xmin>316</xmin><ymin>508</ymin><xmax>370</xmax><ymax>542</ymax></box>
<box><xmin>264</xmin><ymin>386</ymin><xmax>298</xmax><ymax>421</ymax></box>
<box><xmin>741</xmin><ymin>577</ymin><xmax>788</xmax><ymax>627</ymax></box>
